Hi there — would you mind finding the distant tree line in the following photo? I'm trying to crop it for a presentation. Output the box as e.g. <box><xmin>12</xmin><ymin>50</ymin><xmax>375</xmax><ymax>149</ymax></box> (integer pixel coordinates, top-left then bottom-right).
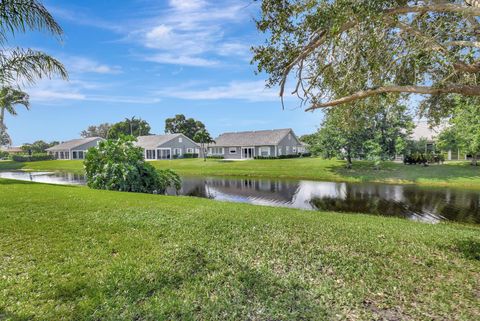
<box><xmin>81</xmin><ymin>114</ymin><xmax>213</xmax><ymax>144</ymax></box>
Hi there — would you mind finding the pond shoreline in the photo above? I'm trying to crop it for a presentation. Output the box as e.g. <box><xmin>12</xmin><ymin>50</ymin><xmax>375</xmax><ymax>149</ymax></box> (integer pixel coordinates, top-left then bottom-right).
<box><xmin>1</xmin><ymin>170</ymin><xmax>479</xmax><ymax>224</ymax></box>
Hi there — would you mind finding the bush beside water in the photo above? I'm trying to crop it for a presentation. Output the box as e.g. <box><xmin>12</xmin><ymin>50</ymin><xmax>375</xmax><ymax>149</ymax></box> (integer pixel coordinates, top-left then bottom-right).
<box><xmin>84</xmin><ymin>136</ymin><xmax>181</xmax><ymax>194</ymax></box>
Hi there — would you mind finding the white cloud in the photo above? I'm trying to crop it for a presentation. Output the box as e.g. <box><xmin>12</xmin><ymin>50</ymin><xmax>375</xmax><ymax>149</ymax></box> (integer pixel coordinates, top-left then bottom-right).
<box><xmin>168</xmin><ymin>0</ymin><xmax>207</xmax><ymax>11</ymax></box>
<box><xmin>67</xmin><ymin>57</ymin><xmax>123</xmax><ymax>74</ymax></box>
<box><xmin>49</xmin><ymin>6</ymin><xmax>123</xmax><ymax>32</ymax></box>
<box><xmin>27</xmin><ymin>79</ymin><xmax>159</xmax><ymax>104</ymax></box>
<box><xmin>145</xmin><ymin>54</ymin><xmax>218</xmax><ymax>67</ymax></box>
<box><xmin>158</xmin><ymin>80</ymin><xmax>280</xmax><ymax>102</ymax></box>
<box><xmin>136</xmin><ymin>0</ymin><xmax>249</xmax><ymax>67</ymax></box>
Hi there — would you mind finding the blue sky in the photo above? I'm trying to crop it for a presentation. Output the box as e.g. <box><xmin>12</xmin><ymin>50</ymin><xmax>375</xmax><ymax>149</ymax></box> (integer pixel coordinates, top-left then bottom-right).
<box><xmin>6</xmin><ymin>0</ymin><xmax>324</xmax><ymax>145</ymax></box>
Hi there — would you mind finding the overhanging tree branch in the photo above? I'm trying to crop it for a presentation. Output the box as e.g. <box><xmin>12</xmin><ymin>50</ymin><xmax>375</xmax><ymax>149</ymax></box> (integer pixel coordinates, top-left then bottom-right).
<box><xmin>306</xmin><ymin>85</ymin><xmax>480</xmax><ymax>111</ymax></box>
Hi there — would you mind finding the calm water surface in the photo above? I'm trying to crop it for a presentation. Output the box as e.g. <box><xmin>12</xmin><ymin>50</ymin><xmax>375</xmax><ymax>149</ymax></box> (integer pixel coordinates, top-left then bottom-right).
<box><xmin>1</xmin><ymin>171</ymin><xmax>479</xmax><ymax>224</ymax></box>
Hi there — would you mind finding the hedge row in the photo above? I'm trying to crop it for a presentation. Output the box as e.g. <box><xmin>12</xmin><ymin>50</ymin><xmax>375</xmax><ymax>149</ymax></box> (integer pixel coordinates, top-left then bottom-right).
<box><xmin>254</xmin><ymin>153</ymin><xmax>311</xmax><ymax>160</ymax></box>
<box><xmin>11</xmin><ymin>153</ymin><xmax>54</xmax><ymax>162</ymax></box>
<box><xmin>172</xmin><ymin>153</ymin><xmax>199</xmax><ymax>159</ymax></box>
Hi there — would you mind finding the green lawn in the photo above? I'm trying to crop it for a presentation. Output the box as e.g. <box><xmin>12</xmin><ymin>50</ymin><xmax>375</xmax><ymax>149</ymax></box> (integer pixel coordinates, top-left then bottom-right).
<box><xmin>2</xmin><ymin>158</ymin><xmax>480</xmax><ymax>188</ymax></box>
<box><xmin>0</xmin><ymin>179</ymin><xmax>479</xmax><ymax>320</ymax></box>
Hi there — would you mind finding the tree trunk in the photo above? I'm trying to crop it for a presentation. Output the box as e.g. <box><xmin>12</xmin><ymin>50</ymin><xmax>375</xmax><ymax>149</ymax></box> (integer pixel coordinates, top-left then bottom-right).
<box><xmin>472</xmin><ymin>154</ymin><xmax>478</xmax><ymax>166</ymax></box>
<box><xmin>0</xmin><ymin>107</ymin><xmax>5</xmax><ymax>141</ymax></box>
<box><xmin>346</xmin><ymin>147</ymin><xmax>353</xmax><ymax>169</ymax></box>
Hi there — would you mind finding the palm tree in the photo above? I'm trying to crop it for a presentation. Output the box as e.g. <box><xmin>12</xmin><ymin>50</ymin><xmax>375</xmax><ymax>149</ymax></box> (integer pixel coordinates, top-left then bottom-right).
<box><xmin>0</xmin><ymin>0</ymin><xmax>67</xmax><ymax>85</ymax></box>
<box><xmin>193</xmin><ymin>129</ymin><xmax>214</xmax><ymax>162</ymax></box>
<box><xmin>0</xmin><ymin>86</ymin><xmax>30</xmax><ymax>145</ymax></box>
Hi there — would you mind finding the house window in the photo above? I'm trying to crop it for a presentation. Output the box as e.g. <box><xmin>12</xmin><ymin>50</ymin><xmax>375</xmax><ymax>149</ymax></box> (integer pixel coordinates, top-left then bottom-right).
<box><xmin>64</xmin><ymin>152</ymin><xmax>70</xmax><ymax>159</ymax></box>
<box><xmin>260</xmin><ymin>147</ymin><xmax>270</xmax><ymax>157</ymax></box>
<box><xmin>210</xmin><ymin>147</ymin><xmax>224</xmax><ymax>155</ymax></box>
<box><xmin>229</xmin><ymin>148</ymin><xmax>237</xmax><ymax>154</ymax></box>
<box><xmin>293</xmin><ymin>146</ymin><xmax>297</xmax><ymax>153</ymax></box>
<box><xmin>78</xmin><ymin>151</ymin><xmax>84</xmax><ymax>159</ymax></box>
<box><xmin>288</xmin><ymin>133</ymin><xmax>292</xmax><ymax>140</ymax></box>
<box><xmin>278</xmin><ymin>147</ymin><xmax>282</xmax><ymax>155</ymax></box>
<box><xmin>72</xmin><ymin>151</ymin><xmax>78</xmax><ymax>159</ymax></box>
<box><xmin>146</xmin><ymin>150</ymin><xmax>156</xmax><ymax>159</ymax></box>
<box><xmin>187</xmin><ymin>148</ymin><xmax>194</xmax><ymax>154</ymax></box>
<box><xmin>179</xmin><ymin>137</ymin><xmax>183</xmax><ymax>143</ymax></box>
<box><xmin>173</xmin><ymin>148</ymin><xmax>182</xmax><ymax>156</ymax></box>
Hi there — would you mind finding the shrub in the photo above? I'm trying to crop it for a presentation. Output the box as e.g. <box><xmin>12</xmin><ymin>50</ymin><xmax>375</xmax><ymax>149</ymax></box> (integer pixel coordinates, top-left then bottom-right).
<box><xmin>0</xmin><ymin>151</ymin><xmax>8</xmax><ymax>159</ymax></box>
<box><xmin>254</xmin><ymin>153</ymin><xmax>310</xmax><ymax>160</ymax></box>
<box><xmin>182</xmin><ymin>153</ymin><xmax>199</xmax><ymax>158</ymax></box>
<box><xmin>403</xmin><ymin>152</ymin><xmax>444</xmax><ymax>165</ymax></box>
<box><xmin>84</xmin><ymin>136</ymin><xmax>181</xmax><ymax>194</ymax></box>
<box><xmin>11</xmin><ymin>153</ymin><xmax>54</xmax><ymax>162</ymax></box>
<box><xmin>206</xmin><ymin>155</ymin><xmax>224</xmax><ymax>159</ymax></box>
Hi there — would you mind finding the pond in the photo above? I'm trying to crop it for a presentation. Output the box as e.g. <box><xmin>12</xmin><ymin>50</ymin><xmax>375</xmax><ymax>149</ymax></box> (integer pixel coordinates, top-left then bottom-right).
<box><xmin>1</xmin><ymin>171</ymin><xmax>479</xmax><ymax>224</ymax></box>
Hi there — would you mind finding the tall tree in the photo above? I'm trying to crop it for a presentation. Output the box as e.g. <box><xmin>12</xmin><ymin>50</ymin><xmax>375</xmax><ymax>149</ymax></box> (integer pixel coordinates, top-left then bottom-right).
<box><xmin>80</xmin><ymin>123</ymin><xmax>112</xmax><ymax>139</ymax></box>
<box><xmin>437</xmin><ymin>97</ymin><xmax>480</xmax><ymax>165</ymax></box>
<box><xmin>0</xmin><ymin>86</ymin><xmax>29</xmax><ymax>145</ymax></box>
<box><xmin>312</xmin><ymin>100</ymin><xmax>413</xmax><ymax>166</ymax></box>
<box><xmin>165</xmin><ymin>114</ymin><xmax>206</xmax><ymax>140</ymax></box>
<box><xmin>107</xmin><ymin>117</ymin><xmax>151</xmax><ymax>139</ymax></box>
<box><xmin>253</xmin><ymin>0</ymin><xmax>480</xmax><ymax>118</ymax></box>
<box><xmin>193</xmin><ymin>129</ymin><xmax>215</xmax><ymax>162</ymax></box>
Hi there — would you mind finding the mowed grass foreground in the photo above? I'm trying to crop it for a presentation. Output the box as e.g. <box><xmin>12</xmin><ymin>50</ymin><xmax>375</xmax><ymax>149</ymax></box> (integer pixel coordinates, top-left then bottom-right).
<box><xmin>1</xmin><ymin>179</ymin><xmax>479</xmax><ymax>320</ymax></box>
<box><xmin>2</xmin><ymin>158</ymin><xmax>480</xmax><ymax>188</ymax></box>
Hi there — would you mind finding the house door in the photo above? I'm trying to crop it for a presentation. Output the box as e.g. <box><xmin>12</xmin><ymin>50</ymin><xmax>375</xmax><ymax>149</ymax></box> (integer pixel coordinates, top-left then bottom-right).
<box><xmin>242</xmin><ymin>147</ymin><xmax>254</xmax><ymax>159</ymax></box>
<box><xmin>157</xmin><ymin>149</ymin><xmax>171</xmax><ymax>159</ymax></box>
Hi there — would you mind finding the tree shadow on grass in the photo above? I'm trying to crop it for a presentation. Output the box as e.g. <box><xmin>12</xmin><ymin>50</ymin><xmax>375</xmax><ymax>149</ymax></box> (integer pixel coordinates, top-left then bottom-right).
<box><xmin>0</xmin><ymin>179</ymin><xmax>33</xmax><ymax>185</ymax></box>
<box><xmin>454</xmin><ymin>238</ymin><xmax>480</xmax><ymax>261</ymax></box>
<box><xmin>0</xmin><ymin>307</ymin><xmax>29</xmax><ymax>321</ymax></box>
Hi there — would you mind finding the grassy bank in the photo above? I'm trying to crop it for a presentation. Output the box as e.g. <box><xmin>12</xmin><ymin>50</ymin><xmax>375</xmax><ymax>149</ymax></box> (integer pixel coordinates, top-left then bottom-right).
<box><xmin>1</xmin><ymin>158</ymin><xmax>480</xmax><ymax>188</ymax></box>
<box><xmin>1</xmin><ymin>179</ymin><xmax>479</xmax><ymax>320</ymax></box>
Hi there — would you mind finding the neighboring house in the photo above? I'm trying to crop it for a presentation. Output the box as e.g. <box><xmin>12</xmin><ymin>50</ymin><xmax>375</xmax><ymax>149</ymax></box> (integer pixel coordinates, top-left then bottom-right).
<box><xmin>411</xmin><ymin>121</ymin><xmax>465</xmax><ymax>161</ymax></box>
<box><xmin>208</xmin><ymin>128</ymin><xmax>304</xmax><ymax>159</ymax></box>
<box><xmin>0</xmin><ymin>146</ymin><xmax>23</xmax><ymax>154</ymax></box>
<box><xmin>135</xmin><ymin>134</ymin><xmax>200</xmax><ymax>160</ymax></box>
<box><xmin>298</xmin><ymin>142</ymin><xmax>309</xmax><ymax>154</ymax></box>
<box><xmin>46</xmin><ymin>137</ymin><xmax>104</xmax><ymax>160</ymax></box>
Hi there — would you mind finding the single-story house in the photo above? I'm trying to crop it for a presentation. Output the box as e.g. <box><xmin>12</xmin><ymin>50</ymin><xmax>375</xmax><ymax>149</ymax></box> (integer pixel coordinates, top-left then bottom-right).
<box><xmin>208</xmin><ymin>128</ymin><xmax>304</xmax><ymax>159</ymax></box>
<box><xmin>135</xmin><ymin>134</ymin><xmax>200</xmax><ymax>160</ymax></box>
<box><xmin>46</xmin><ymin>137</ymin><xmax>104</xmax><ymax>160</ymax></box>
<box><xmin>0</xmin><ymin>146</ymin><xmax>23</xmax><ymax>154</ymax></box>
<box><xmin>410</xmin><ymin>121</ymin><xmax>472</xmax><ymax>161</ymax></box>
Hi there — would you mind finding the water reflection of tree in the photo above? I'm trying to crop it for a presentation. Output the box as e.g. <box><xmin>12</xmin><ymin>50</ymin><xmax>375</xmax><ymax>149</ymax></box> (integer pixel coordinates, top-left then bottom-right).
<box><xmin>310</xmin><ymin>184</ymin><xmax>480</xmax><ymax>223</ymax></box>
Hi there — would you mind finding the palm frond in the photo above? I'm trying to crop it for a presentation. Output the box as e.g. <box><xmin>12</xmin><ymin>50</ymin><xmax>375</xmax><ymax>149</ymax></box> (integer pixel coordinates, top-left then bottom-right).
<box><xmin>0</xmin><ymin>86</ymin><xmax>29</xmax><ymax>116</ymax></box>
<box><xmin>0</xmin><ymin>0</ymin><xmax>63</xmax><ymax>44</ymax></box>
<box><xmin>0</xmin><ymin>48</ymin><xmax>68</xmax><ymax>84</ymax></box>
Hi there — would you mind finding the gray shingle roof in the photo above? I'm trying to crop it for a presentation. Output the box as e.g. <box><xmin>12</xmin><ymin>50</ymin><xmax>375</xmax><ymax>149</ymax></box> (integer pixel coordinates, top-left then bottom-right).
<box><xmin>135</xmin><ymin>134</ymin><xmax>187</xmax><ymax>149</ymax></box>
<box><xmin>46</xmin><ymin>137</ymin><xmax>103</xmax><ymax>151</ymax></box>
<box><xmin>213</xmin><ymin>129</ymin><xmax>293</xmax><ymax>147</ymax></box>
